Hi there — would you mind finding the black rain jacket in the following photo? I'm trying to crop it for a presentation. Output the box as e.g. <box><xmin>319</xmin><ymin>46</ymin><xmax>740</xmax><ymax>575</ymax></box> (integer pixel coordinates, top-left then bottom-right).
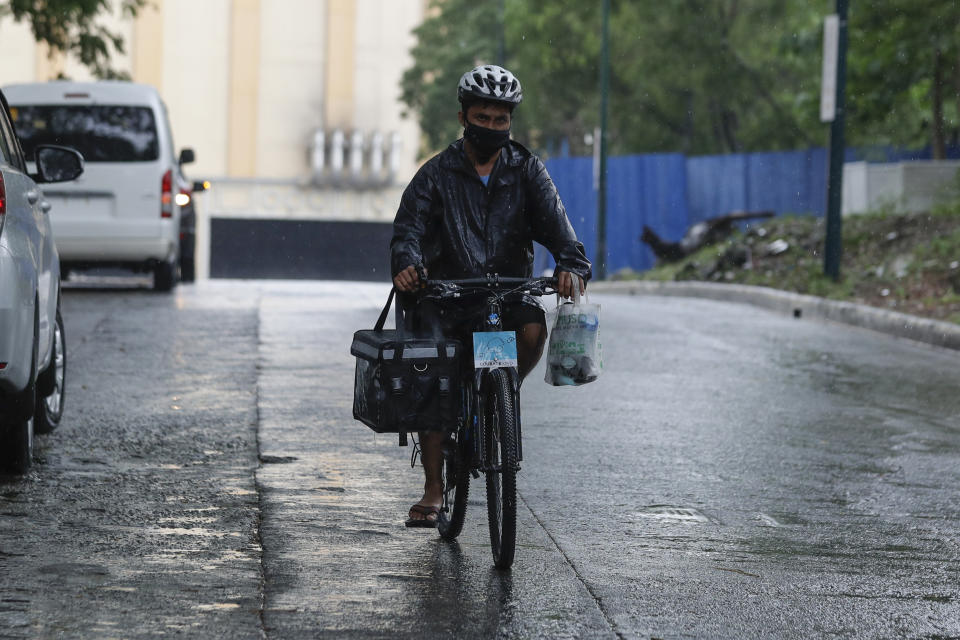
<box><xmin>391</xmin><ymin>140</ymin><xmax>592</xmax><ymax>296</ymax></box>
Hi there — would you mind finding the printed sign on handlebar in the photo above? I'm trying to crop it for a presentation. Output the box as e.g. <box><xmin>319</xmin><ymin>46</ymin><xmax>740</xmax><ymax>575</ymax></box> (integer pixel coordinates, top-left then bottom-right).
<box><xmin>473</xmin><ymin>331</ymin><xmax>518</xmax><ymax>369</ymax></box>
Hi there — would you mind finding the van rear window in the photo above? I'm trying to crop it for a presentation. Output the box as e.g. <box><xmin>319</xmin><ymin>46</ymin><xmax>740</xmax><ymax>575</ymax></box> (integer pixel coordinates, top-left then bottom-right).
<box><xmin>10</xmin><ymin>105</ymin><xmax>159</xmax><ymax>162</ymax></box>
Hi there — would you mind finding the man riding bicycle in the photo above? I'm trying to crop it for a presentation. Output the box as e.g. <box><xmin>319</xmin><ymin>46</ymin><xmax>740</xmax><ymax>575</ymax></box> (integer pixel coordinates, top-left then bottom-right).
<box><xmin>391</xmin><ymin>65</ymin><xmax>592</xmax><ymax>526</ymax></box>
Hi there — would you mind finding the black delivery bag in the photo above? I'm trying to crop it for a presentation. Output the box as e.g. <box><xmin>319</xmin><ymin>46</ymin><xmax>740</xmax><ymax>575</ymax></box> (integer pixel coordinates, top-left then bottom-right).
<box><xmin>351</xmin><ymin>289</ymin><xmax>462</xmax><ymax>433</ymax></box>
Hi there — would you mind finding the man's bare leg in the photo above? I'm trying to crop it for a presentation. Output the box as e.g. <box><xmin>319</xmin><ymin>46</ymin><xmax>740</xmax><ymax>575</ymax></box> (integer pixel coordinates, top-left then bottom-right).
<box><xmin>409</xmin><ymin>431</ymin><xmax>445</xmax><ymax>523</ymax></box>
<box><xmin>409</xmin><ymin>322</ymin><xmax>545</xmax><ymax>523</ymax></box>
<box><xmin>516</xmin><ymin>321</ymin><xmax>547</xmax><ymax>380</ymax></box>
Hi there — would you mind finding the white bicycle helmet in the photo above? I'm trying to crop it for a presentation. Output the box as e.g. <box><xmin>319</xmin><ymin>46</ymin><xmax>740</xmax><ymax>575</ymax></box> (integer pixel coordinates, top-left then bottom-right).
<box><xmin>457</xmin><ymin>65</ymin><xmax>523</xmax><ymax>107</ymax></box>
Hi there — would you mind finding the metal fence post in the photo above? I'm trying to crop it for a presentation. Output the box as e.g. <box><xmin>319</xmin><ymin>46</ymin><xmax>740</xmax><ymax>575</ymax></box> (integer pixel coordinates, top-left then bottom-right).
<box><xmin>824</xmin><ymin>0</ymin><xmax>849</xmax><ymax>280</ymax></box>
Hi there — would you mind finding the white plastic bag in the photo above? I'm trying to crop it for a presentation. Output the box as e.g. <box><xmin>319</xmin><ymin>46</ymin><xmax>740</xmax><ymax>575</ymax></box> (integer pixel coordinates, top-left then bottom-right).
<box><xmin>544</xmin><ymin>286</ymin><xmax>602</xmax><ymax>386</ymax></box>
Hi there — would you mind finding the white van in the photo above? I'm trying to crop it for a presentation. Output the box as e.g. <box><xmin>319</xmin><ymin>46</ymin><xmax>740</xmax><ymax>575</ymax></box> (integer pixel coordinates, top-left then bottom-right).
<box><xmin>3</xmin><ymin>81</ymin><xmax>194</xmax><ymax>291</ymax></box>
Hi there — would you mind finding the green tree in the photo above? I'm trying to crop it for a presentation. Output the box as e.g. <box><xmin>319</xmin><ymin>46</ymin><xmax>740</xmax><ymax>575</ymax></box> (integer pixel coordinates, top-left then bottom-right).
<box><xmin>0</xmin><ymin>0</ymin><xmax>146</xmax><ymax>79</ymax></box>
<box><xmin>402</xmin><ymin>0</ymin><xmax>960</xmax><ymax>159</ymax></box>
<box><xmin>400</xmin><ymin>0</ymin><xmax>502</xmax><ymax>157</ymax></box>
<box><xmin>401</xmin><ymin>0</ymin><xmax>824</xmax><ymax>157</ymax></box>
<box><xmin>610</xmin><ymin>1</ymin><xmax>823</xmax><ymax>154</ymax></box>
<box><xmin>846</xmin><ymin>0</ymin><xmax>960</xmax><ymax>158</ymax></box>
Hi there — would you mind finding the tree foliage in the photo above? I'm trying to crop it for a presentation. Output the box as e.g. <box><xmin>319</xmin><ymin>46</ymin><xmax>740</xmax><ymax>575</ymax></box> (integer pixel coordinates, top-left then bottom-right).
<box><xmin>846</xmin><ymin>0</ymin><xmax>960</xmax><ymax>157</ymax></box>
<box><xmin>402</xmin><ymin>0</ymin><xmax>824</xmax><ymax>157</ymax></box>
<box><xmin>401</xmin><ymin>0</ymin><xmax>502</xmax><ymax>157</ymax></box>
<box><xmin>402</xmin><ymin>0</ymin><xmax>959</xmax><ymax>159</ymax></box>
<box><xmin>609</xmin><ymin>1</ymin><xmax>823</xmax><ymax>154</ymax></box>
<box><xmin>0</xmin><ymin>0</ymin><xmax>146</xmax><ymax>79</ymax></box>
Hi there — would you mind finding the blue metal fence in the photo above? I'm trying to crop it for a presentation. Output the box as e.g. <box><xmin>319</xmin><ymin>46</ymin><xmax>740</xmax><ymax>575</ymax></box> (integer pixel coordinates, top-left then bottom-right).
<box><xmin>685</xmin><ymin>148</ymin><xmax>828</xmax><ymax>224</ymax></box>
<box><xmin>538</xmin><ymin>145</ymin><xmax>960</xmax><ymax>276</ymax></box>
<box><xmin>537</xmin><ymin>153</ymin><xmax>691</xmax><ymax>275</ymax></box>
<box><xmin>540</xmin><ymin>147</ymin><xmax>833</xmax><ymax>275</ymax></box>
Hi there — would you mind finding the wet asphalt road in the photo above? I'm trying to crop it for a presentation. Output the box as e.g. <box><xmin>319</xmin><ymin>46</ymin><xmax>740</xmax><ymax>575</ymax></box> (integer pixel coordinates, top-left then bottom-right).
<box><xmin>2</xmin><ymin>279</ymin><xmax>959</xmax><ymax>639</ymax></box>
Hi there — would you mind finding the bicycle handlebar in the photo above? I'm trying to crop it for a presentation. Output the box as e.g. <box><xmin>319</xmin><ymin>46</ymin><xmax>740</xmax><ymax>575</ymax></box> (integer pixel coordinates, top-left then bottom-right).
<box><xmin>419</xmin><ymin>275</ymin><xmax>558</xmax><ymax>298</ymax></box>
<box><xmin>427</xmin><ymin>276</ymin><xmax>556</xmax><ymax>286</ymax></box>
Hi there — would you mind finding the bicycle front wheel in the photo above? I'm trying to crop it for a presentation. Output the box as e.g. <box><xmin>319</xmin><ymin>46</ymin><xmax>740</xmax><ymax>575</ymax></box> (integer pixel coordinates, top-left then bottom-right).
<box><xmin>439</xmin><ymin>432</ymin><xmax>470</xmax><ymax>540</ymax></box>
<box><xmin>483</xmin><ymin>368</ymin><xmax>519</xmax><ymax>569</ymax></box>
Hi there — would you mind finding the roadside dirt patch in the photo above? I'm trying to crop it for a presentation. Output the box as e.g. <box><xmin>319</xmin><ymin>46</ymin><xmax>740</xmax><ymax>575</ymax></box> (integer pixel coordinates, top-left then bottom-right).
<box><xmin>635</xmin><ymin>208</ymin><xmax>960</xmax><ymax>325</ymax></box>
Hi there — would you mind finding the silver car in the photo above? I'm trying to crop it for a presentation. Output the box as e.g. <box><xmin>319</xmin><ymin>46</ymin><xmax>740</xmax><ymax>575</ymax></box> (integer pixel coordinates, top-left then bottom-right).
<box><xmin>0</xmin><ymin>89</ymin><xmax>83</xmax><ymax>473</ymax></box>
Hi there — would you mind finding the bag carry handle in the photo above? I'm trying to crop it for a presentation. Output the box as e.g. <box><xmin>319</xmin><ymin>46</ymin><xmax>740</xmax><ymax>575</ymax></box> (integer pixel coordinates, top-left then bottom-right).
<box><xmin>374</xmin><ymin>287</ymin><xmax>409</xmax><ymax>335</ymax></box>
<box><xmin>374</xmin><ymin>288</ymin><xmax>396</xmax><ymax>331</ymax></box>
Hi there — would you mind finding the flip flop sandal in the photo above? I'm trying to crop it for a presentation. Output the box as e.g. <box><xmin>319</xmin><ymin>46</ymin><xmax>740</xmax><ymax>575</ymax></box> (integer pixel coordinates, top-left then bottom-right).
<box><xmin>405</xmin><ymin>504</ymin><xmax>440</xmax><ymax>528</ymax></box>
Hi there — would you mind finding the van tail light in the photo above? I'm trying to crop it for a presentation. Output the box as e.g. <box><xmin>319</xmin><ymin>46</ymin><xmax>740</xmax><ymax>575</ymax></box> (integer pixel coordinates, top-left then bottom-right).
<box><xmin>161</xmin><ymin>169</ymin><xmax>173</xmax><ymax>218</ymax></box>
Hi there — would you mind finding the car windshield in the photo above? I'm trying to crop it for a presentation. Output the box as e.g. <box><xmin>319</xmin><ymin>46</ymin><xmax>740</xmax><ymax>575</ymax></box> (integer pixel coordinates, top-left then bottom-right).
<box><xmin>9</xmin><ymin>104</ymin><xmax>159</xmax><ymax>162</ymax></box>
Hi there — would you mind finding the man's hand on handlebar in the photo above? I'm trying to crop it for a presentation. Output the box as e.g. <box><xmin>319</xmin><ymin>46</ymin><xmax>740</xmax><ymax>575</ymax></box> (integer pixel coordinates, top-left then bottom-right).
<box><xmin>393</xmin><ymin>265</ymin><xmax>425</xmax><ymax>292</ymax></box>
<box><xmin>557</xmin><ymin>270</ymin><xmax>586</xmax><ymax>299</ymax></box>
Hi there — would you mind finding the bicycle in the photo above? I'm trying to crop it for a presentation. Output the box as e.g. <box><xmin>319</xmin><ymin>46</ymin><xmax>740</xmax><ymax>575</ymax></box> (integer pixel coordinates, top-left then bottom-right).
<box><xmin>416</xmin><ymin>273</ymin><xmax>558</xmax><ymax>569</ymax></box>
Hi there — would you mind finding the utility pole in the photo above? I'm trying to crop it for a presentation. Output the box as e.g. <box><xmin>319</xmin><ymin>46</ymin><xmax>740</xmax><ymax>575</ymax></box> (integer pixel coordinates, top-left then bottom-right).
<box><xmin>596</xmin><ymin>0</ymin><xmax>610</xmax><ymax>280</ymax></box>
<box><xmin>498</xmin><ymin>0</ymin><xmax>506</xmax><ymax>66</ymax></box>
<box><xmin>823</xmin><ymin>0</ymin><xmax>849</xmax><ymax>280</ymax></box>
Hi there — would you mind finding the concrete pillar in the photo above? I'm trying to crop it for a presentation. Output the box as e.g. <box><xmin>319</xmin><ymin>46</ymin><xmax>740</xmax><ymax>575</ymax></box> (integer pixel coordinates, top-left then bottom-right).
<box><xmin>324</xmin><ymin>0</ymin><xmax>356</xmax><ymax>130</ymax></box>
<box><xmin>34</xmin><ymin>42</ymin><xmax>65</xmax><ymax>81</ymax></box>
<box><xmin>133</xmin><ymin>0</ymin><xmax>165</xmax><ymax>90</ymax></box>
<box><xmin>227</xmin><ymin>0</ymin><xmax>261</xmax><ymax>177</ymax></box>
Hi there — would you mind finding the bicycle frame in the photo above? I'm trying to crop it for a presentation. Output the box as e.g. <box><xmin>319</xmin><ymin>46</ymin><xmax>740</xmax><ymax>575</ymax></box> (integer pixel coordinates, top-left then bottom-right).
<box><xmin>422</xmin><ymin>274</ymin><xmax>557</xmax><ymax>567</ymax></box>
<box><xmin>419</xmin><ymin>275</ymin><xmax>556</xmax><ymax>472</ymax></box>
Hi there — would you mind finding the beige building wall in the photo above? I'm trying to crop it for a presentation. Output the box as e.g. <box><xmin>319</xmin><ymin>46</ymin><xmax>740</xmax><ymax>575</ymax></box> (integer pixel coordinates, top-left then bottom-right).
<box><xmin>158</xmin><ymin>0</ymin><xmax>231</xmax><ymax>177</ymax></box>
<box><xmin>256</xmin><ymin>0</ymin><xmax>327</xmax><ymax>178</ymax></box>
<box><xmin>0</xmin><ymin>0</ymin><xmax>424</xmax><ymax>185</ymax></box>
<box><xmin>133</xmin><ymin>0</ymin><xmax>164</xmax><ymax>91</ymax></box>
<box><xmin>354</xmin><ymin>0</ymin><xmax>423</xmax><ymax>183</ymax></box>
<box><xmin>324</xmin><ymin>0</ymin><xmax>356</xmax><ymax>131</ymax></box>
<box><xmin>0</xmin><ymin>21</ymin><xmax>37</xmax><ymax>84</ymax></box>
<box><xmin>227</xmin><ymin>0</ymin><xmax>261</xmax><ymax>176</ymax></box>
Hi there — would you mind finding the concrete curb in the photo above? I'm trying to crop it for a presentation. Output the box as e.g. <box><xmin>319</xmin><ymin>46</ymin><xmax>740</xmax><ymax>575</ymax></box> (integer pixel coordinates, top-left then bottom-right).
<box><xmin>589</xmin><ymin>280</ymin><xmax>960</xmax><ymax>352</ymax></box>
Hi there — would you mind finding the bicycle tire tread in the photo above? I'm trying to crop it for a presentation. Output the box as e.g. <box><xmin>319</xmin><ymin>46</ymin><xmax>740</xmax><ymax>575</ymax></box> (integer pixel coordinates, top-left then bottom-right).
<box><xmin>439</xmin><ymin>451</ymin><xmax>470</xmax><ymax>540</ymax></box>
<box><xmin>486</xmin><ymin>368</ymin><xmax>518</xmax><ymax>569</ymax></box>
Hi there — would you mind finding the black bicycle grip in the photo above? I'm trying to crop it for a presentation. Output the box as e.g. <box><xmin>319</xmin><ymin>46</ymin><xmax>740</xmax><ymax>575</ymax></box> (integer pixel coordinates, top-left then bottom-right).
<box><xmin>415</xmin><ymin>264</ymin><xmax>428</xmax><ymax>288</ymax></box>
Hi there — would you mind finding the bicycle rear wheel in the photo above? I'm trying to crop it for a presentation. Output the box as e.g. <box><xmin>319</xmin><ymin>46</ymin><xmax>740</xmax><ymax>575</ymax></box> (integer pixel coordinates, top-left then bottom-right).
<box><xmin>438</xmin><ymin>432</ymin><xmax>470</xmax><ymax>540</ymax></box>
<box><xmin>484</xmin><ymin>368</ymin><xmax>518</xmax><ymax>569</ymax></box>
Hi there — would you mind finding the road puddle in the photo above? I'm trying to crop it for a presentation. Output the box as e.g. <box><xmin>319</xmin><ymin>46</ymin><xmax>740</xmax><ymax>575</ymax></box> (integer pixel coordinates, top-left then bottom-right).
<box><xmin>196</xmin><ymin>603</ymin><xmax>242</xmax><ymax>611</ymax></box>
<box><xmin>157</xmin><ymin>516</ymin><xmax>217</xmax><ymax>525</ymax></box>
<box><xmin>632</xmin><ymin>504</ymin><xmax>719</xmax><ymax>524</ymax></box>
<box><xmin>92</xmin><ymin>524</ymin><xmax>241</xmax><ymax>538</ymax></box>
<box><xmin>224</xmin><ymin>488</ymin><xmax>256</xmax><ymax>496</ymax></box>
<box><xmin>152</xmin><ymin>527</ymin><xmax>241</xmax><ymax>537</ymax></box>
<box><xmin>756</xmin><ymin>513</ymin><xmax>781</xmax><ymax>527</ymax></box>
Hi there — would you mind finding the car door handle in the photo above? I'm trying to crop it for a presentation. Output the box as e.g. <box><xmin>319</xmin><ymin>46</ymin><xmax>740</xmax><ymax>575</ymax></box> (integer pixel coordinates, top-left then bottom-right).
<box><xmin>40</xmin><ymin>200</ymin><xmax>52</xmax><ymax>213</ymax></box>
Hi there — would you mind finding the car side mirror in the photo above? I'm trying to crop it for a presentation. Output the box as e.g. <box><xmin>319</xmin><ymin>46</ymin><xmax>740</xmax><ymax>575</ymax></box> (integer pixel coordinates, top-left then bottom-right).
<box><xmin>179</xmin><ymin>148</ymin><xmax>195</xmax><ymax>165</ymax></box>
<box><xmin>192</xmin><ymin>180</ymin><xmax>209</xmax><ymax>192</ymax></box>
<box><xmin>34</xmin><ymin>145</ymin><xmax>84</xmax><ymax>183</ymax></box>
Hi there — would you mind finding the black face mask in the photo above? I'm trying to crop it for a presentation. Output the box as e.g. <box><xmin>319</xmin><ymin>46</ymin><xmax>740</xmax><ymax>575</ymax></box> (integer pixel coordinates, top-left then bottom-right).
<box><xmin>464</xmin><ymin>122</ymin><xmax>510</xmax><ymax>163</ymax></box>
